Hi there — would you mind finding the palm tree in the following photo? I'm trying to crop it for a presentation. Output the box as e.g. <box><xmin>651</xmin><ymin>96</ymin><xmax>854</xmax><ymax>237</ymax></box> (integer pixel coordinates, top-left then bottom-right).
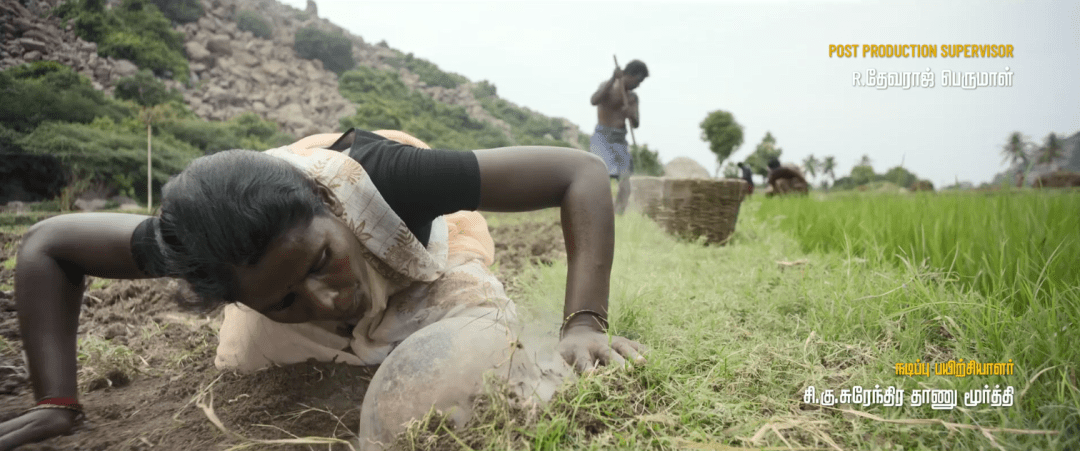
<box><xmin>822</xmin><ymin>156</ymin><xmax>837</xmax><ymax>190</ymax></box>
<box><xmin>1000</xmin><ymin>132</ymin><xmax>1030</xmax><ymax>187</ymax></box>
<box><xmin>1037</xmin><ymin>133</ymin><xmax>1063</xmax><ymax>166</ymax></box>
<box><xmin>802</xmin><ymin>154</ymin><xmax>819</xmax><ymax>186</ymax></box>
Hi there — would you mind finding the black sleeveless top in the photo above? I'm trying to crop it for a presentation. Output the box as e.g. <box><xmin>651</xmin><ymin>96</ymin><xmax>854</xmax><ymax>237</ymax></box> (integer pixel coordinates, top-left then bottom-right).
<box><xmin>129</xmin><ymin>129</ymin><xmax>482</xmax><ymax>277</ymax></box>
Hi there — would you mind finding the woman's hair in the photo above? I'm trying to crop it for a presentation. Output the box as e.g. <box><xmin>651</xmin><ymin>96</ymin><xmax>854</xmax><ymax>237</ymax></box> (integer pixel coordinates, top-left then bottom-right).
<box><xmin>156</xmin><ymin>150</ymin><xmax>327</xmax><ymax>310</ymax></box>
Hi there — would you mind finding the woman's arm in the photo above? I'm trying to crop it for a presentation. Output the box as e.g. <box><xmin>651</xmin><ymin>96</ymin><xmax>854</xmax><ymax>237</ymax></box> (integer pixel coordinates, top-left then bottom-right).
<box><xmin>0</xmin><ymin>213</ymin><xmax>152</xmax><ymax>450</ymax></box>
<box><xmin>473</xmin><ymin>147</ymin><xmax>644</xmax><ymax>371</ymax></box>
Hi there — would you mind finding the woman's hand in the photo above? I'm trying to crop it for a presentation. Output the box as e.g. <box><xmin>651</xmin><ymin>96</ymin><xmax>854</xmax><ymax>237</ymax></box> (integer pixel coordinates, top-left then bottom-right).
<box><xmin>557</xmin><ymin>323</ymin><xmax>646</xmax><ymax>373</ymax></box>
<box><xmin>0</xmin><ymin>408</ymin><xmax>78</xmax><ymax>451</ymax></box>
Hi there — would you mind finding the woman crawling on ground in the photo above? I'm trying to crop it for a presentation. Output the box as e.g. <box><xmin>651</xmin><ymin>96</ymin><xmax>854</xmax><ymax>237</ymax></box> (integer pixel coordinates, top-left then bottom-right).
<box><xmin>0</xmin><ymin>129</ymin><xmax>645</xmax><ymax>450</ymax></box>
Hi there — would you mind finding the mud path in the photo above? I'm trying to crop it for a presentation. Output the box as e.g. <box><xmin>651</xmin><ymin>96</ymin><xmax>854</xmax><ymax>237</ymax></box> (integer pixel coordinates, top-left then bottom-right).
<box><xmin>0</xmin><ymin>214</ymin><xmax>564</xmax><ymax>450</ymax></box>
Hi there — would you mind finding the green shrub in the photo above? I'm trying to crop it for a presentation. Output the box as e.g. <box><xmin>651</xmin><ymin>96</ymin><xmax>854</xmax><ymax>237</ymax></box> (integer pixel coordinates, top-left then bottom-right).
<box><xmin>149</xmin><ymin>0</ymin><xmax>202</xmax><ymax>23</ymax></box>
<box><xmin>338</xmin><ymin>67</ymin><xmax>511</xmax><ymax>150</ymax></box>
<box><xmin>631</xmin><ymin>144</ymin><xmax>663</xmax><ymax>176</ymax></box>
<box><xmin>99</xmin><ymin>31</ymin><xmax>188</xmax><ymax>80</ymax></box>
<box><xmin>578</xmin><ymin>134</ymin><xmax>590</xmax><ymax>150</ymax></box>
<box><xmin>72</xmin><ymin>10</ymin><xmax>113</xmax><ymax>42</ymax></box>
<box><xmin>294</xmin><ymin>26</ymin><xmax>355</xmax><ymax>74</ymax></box>
<box><xmin>115</xmin><ymin>70</ymin><xmax>182</xmax><ymax>107</ymax></box>
<box><xmin>236</xmin><ymin>10</ymin><xmax>272</xmax><ymax>39</ymax></box>
<box><xmin>160</xmin><ymin>112</ymin><xmax>293</xmax><ymax>154</ymax></box>
<box><xmin>16</xmin><ymin>119</ymin><xmax>202</xmax><ymax>203</ymax></box>
<box><xmin>478</xmin><ymin>96</ymin><xmax>571</xmax><ymax>147</ymax></box>
<box><xmin>30</xmin><ymin>200</ymin><xmax>63</xmax><ymax>212</ymax></box>
<box><xmin>473</xmin><ymin>80</ymin><xmax>497</xmax><ymax>99</ymax></box>
<box><xmin>385</xmin><ymin>52</ymin><xmax>468</xmax><ymax>89</ymax></box>
<box><xmin>58</xmin><ymin>0</ymin><xmax>189</xmax><ymax>81</ymax></box>
<box><xmin>0</xmin><ymin>62</ymin><xmax>131</xmax><ymax>133</ymax></box>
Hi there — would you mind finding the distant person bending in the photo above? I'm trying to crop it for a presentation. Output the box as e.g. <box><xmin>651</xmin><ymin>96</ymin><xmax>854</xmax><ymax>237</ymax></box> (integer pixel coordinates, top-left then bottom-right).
<box><xmin>737</xmin><ymin>162</ymin><xmax>755</xmax><ymax>195</ymax></box>
<box><xmin>765</xmin><ymin>158</ymin><xmax>809</xmax><ymax>197</ymax></box>
<box><xmin>590</xmin><ymin>59</ymin><xmax>648</xmax><ymax>214</ymax></box>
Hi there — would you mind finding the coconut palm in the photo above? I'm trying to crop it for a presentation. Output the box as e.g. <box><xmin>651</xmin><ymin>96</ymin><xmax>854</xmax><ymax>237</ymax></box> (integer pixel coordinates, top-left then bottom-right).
<box><xmin>822</xmin><ymin>156</ymin><xmax>837</xmax><ymax>190</ymax></box>
<box><xmin>1038</xmin><ymin>133</ymin><xmax>1064</xmax><ymax>166</ymax></box>
<box><xmin>802</xmin><ymin>154</ymin><xmax>820</xmax><ymax>185</ymax></box>
<box><xmin>1000</xmin><ymin>132</ymin><xmax>1030</xmax><ymax>187</ymax></box>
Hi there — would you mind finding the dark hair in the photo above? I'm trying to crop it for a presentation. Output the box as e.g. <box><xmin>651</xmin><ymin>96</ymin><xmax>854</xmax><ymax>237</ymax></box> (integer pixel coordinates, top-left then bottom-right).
<box><xmin>767</xmin><ymin>158</ymin><xmax>781</xmax><ymax>170</ymax></box>
<box><xmin>157</xmin><ymin>150</ymin><xmax>327</xmax><ymax>310</ymax></box>
<box><xmin>624</xmin><ymin>59</ymin><xmax>649</xmax><ymax>79</ymax></box>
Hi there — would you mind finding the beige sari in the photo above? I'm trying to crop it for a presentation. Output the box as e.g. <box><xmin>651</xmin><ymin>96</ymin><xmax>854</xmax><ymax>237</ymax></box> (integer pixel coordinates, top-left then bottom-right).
<box><xmin>214</xmin><ymin>131</ymin><xmax>517</xmax><ymax>371</ymax></box>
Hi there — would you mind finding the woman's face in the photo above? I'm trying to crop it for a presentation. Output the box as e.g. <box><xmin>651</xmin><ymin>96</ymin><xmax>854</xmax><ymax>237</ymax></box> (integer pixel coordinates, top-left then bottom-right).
<box><xmin>234</xmin><ymin>212</ymin><xmax>373</xmax><ymax>323</ymax></box>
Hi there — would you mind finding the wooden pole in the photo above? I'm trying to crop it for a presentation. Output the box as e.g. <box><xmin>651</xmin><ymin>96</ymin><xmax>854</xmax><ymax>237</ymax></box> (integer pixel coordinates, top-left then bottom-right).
<box><xmin>147</xmin><ymin>122</ymin><xmax>152</xmax><ymax>210</ymax></box>
<box><xmin>612</xmin><ymin>55</ymin><xmax>638</xmax><ymax>149</ymax></box>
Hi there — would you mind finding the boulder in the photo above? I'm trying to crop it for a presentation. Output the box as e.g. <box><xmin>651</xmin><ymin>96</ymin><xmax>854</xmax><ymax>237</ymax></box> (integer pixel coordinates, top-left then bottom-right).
<box><xmin>111</xmin><ymin>196</ymin><xmax>141</xmax><ymax>211</ymax></box>
<box><xmin>113</xmin><ymin>59</ymin><xmax>139</xmax><ymax>77</ymax></box>
<box><xmin>16</xmin><ymin>38</ymin><xmax>47</xmax><ymax>53</ymax></box>
<box><xmin>663</xmin><ymin>157</ymin><xmax>711</xmax><ymax>179</ymax></box>
<box><xmin>74</xmin><ymin>198</ymin><xmax>110</xmax><ymax>212</ymax></box>
<box><xmin>2</xmin><ymin>201</ymin><xmax>27</xmax><ymax>214</ymax></box>
<box><xmin>274</xmin><ymin>102</ymin><xmax>315</xmax><ymax>133</ymax></box>
<box><xmin>184</xmin><ymin>41</ymin><xmax>212</xmax><ymax>63</ymax></box>
<box><xmin>206</xmin><ymin>34</ymin><xmax>232</xmax><ymax>55</ymax></box>
<box><xmin>21</xmin><ymin>29</ymin><xmax>55</xmax><ymax>45</ymax></box>
<box><xmin>233</xmin><ymin>51</ymin><xmax>259</xmax><ymax>67</ymax></box>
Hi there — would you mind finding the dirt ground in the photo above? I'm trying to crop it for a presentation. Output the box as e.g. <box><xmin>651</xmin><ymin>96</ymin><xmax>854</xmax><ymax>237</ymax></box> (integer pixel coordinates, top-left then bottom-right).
<box><xmin>0</xmin><ymin>213</ymin><xmax>565</xmax><ymax>450</ymax></box>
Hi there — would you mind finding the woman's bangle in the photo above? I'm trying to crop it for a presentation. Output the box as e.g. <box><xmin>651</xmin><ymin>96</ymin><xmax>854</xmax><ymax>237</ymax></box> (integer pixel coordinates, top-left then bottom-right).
<box><xmin>560</xmin><ymin>309</ymin><xmax>608</xmax><ymax>337</ymax></box>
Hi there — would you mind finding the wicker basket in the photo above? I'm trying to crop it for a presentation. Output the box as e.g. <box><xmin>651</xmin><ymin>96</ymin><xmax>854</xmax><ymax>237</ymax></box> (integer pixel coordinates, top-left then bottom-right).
<box><xmin>629</xmin><ymin>176</ymin><xmax>748</xmax><ymax>245</ymax></box>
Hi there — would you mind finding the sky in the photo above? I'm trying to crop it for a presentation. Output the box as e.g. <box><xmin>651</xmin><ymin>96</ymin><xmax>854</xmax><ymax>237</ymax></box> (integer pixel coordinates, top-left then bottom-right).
<box><xmin>279</xmin><ymin>0</ymin><xmax>1078</xmax><ymax>188</ymax></box>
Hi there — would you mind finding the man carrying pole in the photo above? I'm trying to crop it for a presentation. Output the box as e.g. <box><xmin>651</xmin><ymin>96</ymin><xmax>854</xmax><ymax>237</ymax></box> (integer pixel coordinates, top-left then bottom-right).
<box><xmin>589</xmin><ymin>57</ymin><xmax>648</xmax><ymax>214</ymax></box>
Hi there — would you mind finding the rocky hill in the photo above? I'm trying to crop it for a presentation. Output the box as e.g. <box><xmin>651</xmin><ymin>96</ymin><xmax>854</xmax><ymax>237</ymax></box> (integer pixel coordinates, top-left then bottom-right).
<box><xmin>0</xmin><ymin>0</ymin><xmax>584</xmax><ymax>146</ymax></box>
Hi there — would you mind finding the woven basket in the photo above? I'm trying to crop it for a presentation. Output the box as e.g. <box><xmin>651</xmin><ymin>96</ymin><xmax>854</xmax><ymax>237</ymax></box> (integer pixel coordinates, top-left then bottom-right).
<box><xmin>629</xmin><ymin>176</ymin><xmax>748</xmax><ymax>245</ymax></box>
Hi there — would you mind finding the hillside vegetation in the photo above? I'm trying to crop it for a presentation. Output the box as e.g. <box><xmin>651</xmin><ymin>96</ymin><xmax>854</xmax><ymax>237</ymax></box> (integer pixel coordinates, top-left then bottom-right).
<box><xmin>0</xmin><ymin>0</ymin><xmax>588</xmax><ymax>205</ymax></box>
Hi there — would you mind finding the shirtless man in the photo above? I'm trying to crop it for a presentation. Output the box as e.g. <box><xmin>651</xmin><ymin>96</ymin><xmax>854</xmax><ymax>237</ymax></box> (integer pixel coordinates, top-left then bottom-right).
<box><xmin>590</xmin><ymin>59</ymin><xmax>648</xmax><ymax>214</ymax></box>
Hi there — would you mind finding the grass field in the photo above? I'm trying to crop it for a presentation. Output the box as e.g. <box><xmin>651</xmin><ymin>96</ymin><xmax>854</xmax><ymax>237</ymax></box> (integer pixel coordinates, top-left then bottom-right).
<box><xmin>409</xmin><ymin>190</ymin><xmax>1079</xmax><ymax>450</ymax></box>
<box><xmin>1</xmin><ymin>190</ymin><xmax>1077</xmax><ymax>450</ymax></box>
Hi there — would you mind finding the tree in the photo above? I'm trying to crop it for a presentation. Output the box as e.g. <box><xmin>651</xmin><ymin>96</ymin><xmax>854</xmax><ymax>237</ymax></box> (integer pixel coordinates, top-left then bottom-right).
<box><xmin>821</xmin><ymin>155</ymin><xmax>837</xmax><ymax>189</ymax></box>
<box><xmin>1000</xmin><ymin>131</ymin><xmax>1031</xmax><ymax>187</ymax></box>
<box><xmin>294</xmin><ymin>26</ymin><xmax>355</xmax><ymax>74</ymax></box>
<box><xmin>149</xmin><ymin>0</ymin><xmax>202</xmax><ymax>23</ymax></box>
<box><xmin>883</xmin><ymin>166</ymin><xmax>918</xmax><ymax>188</ymax></box>
<box><xmin>850</xmin><ymin>164</ymin><xmax>876</xmax><ymax>186</ymax></box>
<box><xmin>745</xmin><ymin>132</ymin><xmax>783</xmax><ymax>178</ymax></box>
<box><xmin>1037</xmin><ymin>132</ymin><xmax>1064</xmax><ymax>166</ymax></box>
<box><xmin>857</xmin><ymin>154</ymin><xmax>873</xmax><ymax>167</ymax></box>
<box><xmin>115</xmin><ymin>69</ymin><xmax>180</xmax><ymax>107</ymax></box>
<box><xmin>801</xmin><ymin>154</ymin><xmax>820</xmax><ymax>186</ymax></box>
<box><xmin>699</xmin><ymin>110</ymin><xmax>743</xmax><ymax>176</ymax></box>
<box><xmin>630</xmin><ymin>143</ymin><xmax>664</xmax><ymax>176</ymax></box>
<box><xmin>236</xmin><ymin>10</ymin><xmax>273</xmax><ymax>39</ymax></box>
<box><xmin>721</xmin><ymin>161</ymin><xmax>740</xmax><ymax>179</ymax></box>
